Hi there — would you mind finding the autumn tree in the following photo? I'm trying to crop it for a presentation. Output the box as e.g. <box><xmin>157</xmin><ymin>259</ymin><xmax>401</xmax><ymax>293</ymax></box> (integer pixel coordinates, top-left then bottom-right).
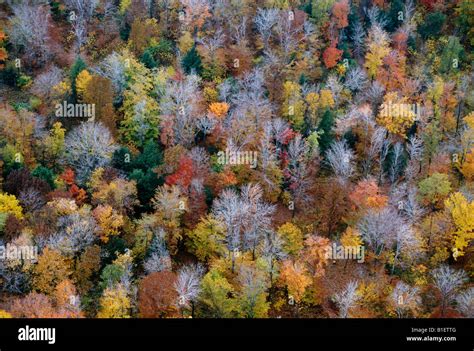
<box><xmin>277</xmin><ymin>222</ymin><xmax>304</xmax><ymax>256</ymax></box>
<box><xmin>445</xmin><ymin>192</ymin><xmax>474</xmax><ymax>260</ymax></box>
<box><xmin>237</xmin><ymin>265</ymin><xmax>270</xmax><ymax>318</ymax></box>
<box><xmin>0</xmin><ymin>193</ymin><xmax>23</xmax><ymax>220</ymax></box>
<box><xmin>138</xmin><ymin>271</ymin><xmax>179</xmax><ymax>318</ymax></box>
<box><xmin>418</xmin><ymin>173</ymin><xmax>451</xmax><ymax>208</ymax></box>
<box><xmin>349</xmin><ymin>178</ymin><xmax>388</xmax><ymax>211</ymax></box>
<box><xmin>332</xmin><ymin>0</ymin><xmax>349</xmax><ymax>29</ymax></box>
<box><xmin>281</xmin><ymin>81</ymin><xmax>305</xmax><ymax>131</ymax></box>
<box><xmin>82</xmin><ymin>75</ymin><xmax>117</xmax><ymax>134</ymax></box>
<box><xmin>186</xmin><ymin>215</ymin><xmax>226</xmax><ymax>262</ymax></box>
<box><xmin>198</xmin><ymin>269</ymin><xmax>239</xmax><ymax>318</ymax></box>
<box><xmin>73</xmin><ymin>245</ymin><xmax>101</xmax><ymax>294</ymax></box>
<box><xmin>97</xmin><ymin>283</ymin><xmax>131</xmax><ymax>318</ymax></box>
<box><xmin>279</xmin><ymin>260</ymin><xmax>311</xmax><ymax>316</ymax></box>
<box><xmin>365</xmin><ymin>25</ymin><xmax>390</xmax><ymax>79</ymax></box>
<box><xmin>32</xmin><ymin>248</ymin><xmax>72</xmax><ymax>295</ymax></box>
<box><xmin>376</xmin><ymin>93</ymin><xmax>415</xmax><ymax>137</ymax></box>
<box><xmin>323</xmin><ymin>46</ymin><xmax>343</xmax><ymax>69</ymax></box>
<box><xmin>10</xmin><ymin>293</ymin><xmax>57</xmax><ymax>318</ymax></box>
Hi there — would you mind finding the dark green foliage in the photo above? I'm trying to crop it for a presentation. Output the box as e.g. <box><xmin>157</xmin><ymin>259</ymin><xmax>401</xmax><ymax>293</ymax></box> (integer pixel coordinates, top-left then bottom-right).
<box><xmin>31</xmin><ymin>166</ymin><xmax>56</xmax><ymax>189</ymax></box>
<box><xmin>439</xmin><ymin>36</ymin><xmax>464</xmax><ymax>75</ymax></box>
<box><xmin>0</xmin><ymin>61</ymin><xmax>20</xmax><ymax>87</ymax></box>
<box><xmin>343</xmin><ymin>129</ymin><xmax>358</xmax><ymax>150</ymax></box>
<box><xmin>182</xmin><ymin>46</ymin><xmax>202</xmax><ymax>75</ymax></box>
<box><xmin>99</xmin><ymin>263</ymin><xmax>126</xmax><ymax>290</ymax></box>
<box><xmin>140</xmin><ymin>49</ymin><xmax>157</xmax><ymax>69</ymax></box>
<box><xmin>317</xmin><ymin>109</ymin><xmax>335</xmax><ymax>154</ymax></box>
<box><xmin>112</xmin><ymin>146</ymin><xmax>134</xmax><ymax>173</ymax></box>
<box><xmin>140</xmin><ymin>40</ymin><xmax>174</xmax><ymax>69</ymax></box>
<box><xmin>101</xmin><ymin>237</ymin><xmax>127</xmax><ymax>266</ymax></box>
<box><xmin>418</xmin><ymin>12</ymin><xmax>446</xmax><ymax>39</ymax></box>
<box><xmin>113</xmin><ymin>140</ymin><xmax>163</xmax><ymax>209</ymax></box>
<box><xmin>70</xmin><ymin>57</ymin><xmax>87</xmax><ymax>101</ymax></box>
<box><xmin>386</xmin><ymin>0</ymin><xmax>404</xmax><ymax>33</ymax></box>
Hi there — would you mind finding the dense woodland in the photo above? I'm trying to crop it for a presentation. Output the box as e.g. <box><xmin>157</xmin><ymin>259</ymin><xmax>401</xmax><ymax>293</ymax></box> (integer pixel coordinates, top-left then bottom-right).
<box><xmin>0</xmin><ymin>0</ymin><xmax>473</xmax><ymax>319</ymax></box>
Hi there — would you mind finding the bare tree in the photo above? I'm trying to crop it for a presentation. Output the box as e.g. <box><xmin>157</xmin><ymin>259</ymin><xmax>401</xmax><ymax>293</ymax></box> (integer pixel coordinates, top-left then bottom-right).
<box><xmin>8</xmin><ymin>2</ymin><xmax>51</xmax><ymax>65</ymax></box>
<box><xmin>231</xmin><ymin>16</ymin><xmax>248</xmax><ymax>46</ymax></box>
<box><xmin>273</xmin><ymin>10</ymin><xmax>304</xmax><ymax>62</ymax></box>
<box><xmin>365</xmin><ymin>6</ymin><xmax>388</xmax><ymax>29</ymax></box>
<box><xmin>334</xmin><ymin>281</ymin><xmax>359</xmax><ymax>318</ymax></box>
<box><xmin>351</xmin><ymin>20</ymin><xmax>366</xmax><ymax>59</ymax></box>
<box><xmin>93</xmin><ymin>51</ymin><xmax>127</xmax><ymax>97</ymax></box>
<box><xmin>230</xmin><ymin>68</ymin><xmax>274</xmax><ymax>130</ymax></box>
<box><xmin>390</xmin><ymin>281</ymin><xmax>420</xmax><ymax>318</ymax></box>
<box><xmin>389</xmin><ymin>142</ymin><xmax>405</xmax><ymax>184</ymax></box>
<box><xmin>63</xmin><ymin>122</ymin><xmax>117</xmax><ymax>185</ymax></box>
<box><xmin>344</xmin><ymin>66</ymin><xmax>368</xmax><ymax>92</ymax></box>
<box><xmin>377</xmin><ymin>135</ymin><xmax>392</xmax><ymax>184</ymax></box>
<box><xmin>390</xmin><ymin>183</ymin><xmax>426</xmax><ymax>224</ymax></box>
<box><xmin>432</xmin><ymin>265</ymin><xmax>468</xmax><ymax>316</ymax></box>
<box><xmin>455</xmin><ymin>288</ymin><xmax>474</xmax><ymax>318</ymax></box>
<box><xmin>240</xmin><ymin>184</ymin><xmax>275</xmax><ymax>259</ymax></box>
<box><xmin>260</xmin><ymin>230</ymin><xmax>287</xmax><ymax>286</ymax></box>
<box><xmin>64</xmin><ymin>0</ymin><xmax>99</xmax><ymax>21</ymax></box>
<box><xmin>326</xmin><ymin>140</ymin><xmax>355</xmax><ymax>183</ymax></box>
<box><xmin>405</xmin><ymin>135</ymin><xmax>423</xmax><ymax>180</ymax></box>
<box><xmin>30</xmin><ymin>66</ymin><xmax>63</xmax><ymax>101</ymax></box>
<box><xmin>197</xmin><ymin>29</ymin><xmax>226</xmax><ymax>57</ymax></box>
<box><xmin>160</xmin><ymin>74</ymin><xmax>202</xmax><ymax>147</ymax></box>
<box><xmin>364</xmin><ymin>80</ymin><xmax>385</xmax><ymax>109</ymax></box>
<box><xmin>254</xmin><ymin>8</ymin><xmax>279</xmax><ymax>49</ymax></box>
<box><xmin>144</xmin><ymin>229</ymin><xmax>172</xmax><ymax>274</ymax></box>
<box><xmin>357</xmin><ymin>207</ymin><xmax>403</xmax><ymax>256</ymax></box>
<box><xmin>0</xmin><ymin>251</ymin><xmax>29</xmax><ymax>294</ymax></box>
<box><xmin>175</xmin><ymin>263</ymin><xmax>204</xmax><ymax>317</ymax></box>
<box><xmin>45</xmin><ymin>210</ymin><xmax>98</xmax><ymax>257</ymax></box>
<box><xmin>326</xmin><ymin>74</ymin><xmax>344</xmax><ymax>107</ymax></box>
<box><xmin>18</xmin><ymin>188</ymin><xmax>45</xmax><ymax>212</ymax></box>
<box><xmin>286</xmin><ymin>134</ymin><xmax>314</xmax><ymax>206</ymax></box>
<box><xmin>212</xmin><ymin>187</ymin><xmax>250</xmax><ymax>273</ymax></box>
<box><xmin>152</xmin><ymin>185</ymin><xmax>187</xmax><ymax>223</ymax></box>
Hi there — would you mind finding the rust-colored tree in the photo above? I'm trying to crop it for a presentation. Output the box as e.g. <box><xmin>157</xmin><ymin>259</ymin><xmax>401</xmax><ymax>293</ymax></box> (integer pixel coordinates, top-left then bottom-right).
<box><xmin>138</xmin><ymin>271</ymin><xmax>179</xmax><ymax>318</ymax></box>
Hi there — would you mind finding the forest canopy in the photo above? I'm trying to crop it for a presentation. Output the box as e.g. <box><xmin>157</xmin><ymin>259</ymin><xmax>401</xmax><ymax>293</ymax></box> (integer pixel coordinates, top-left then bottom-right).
<box><xmin>0</xmin><ymin>0</ymin><xmax>472</xmax><ymax>319</ymax></box>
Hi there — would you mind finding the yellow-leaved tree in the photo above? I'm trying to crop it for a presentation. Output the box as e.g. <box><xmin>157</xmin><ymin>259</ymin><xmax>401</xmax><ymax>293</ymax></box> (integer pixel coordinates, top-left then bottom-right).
<box><xmin>32</xmin><ymin>248</ymin><xmax>72</xmax><ymax>295</ymax></box>
<box><xmin>365</xmin><ymin>25</ymin><xmax>390</xmax><ymax>79</ymax></box>
<box><xmin>75</xmin><ymin>69</ymin><xmax>92</xmax><ymax>100</ymax></box>
<box><xmin>340</xmin><ymin>227</ymin><xmax>363</xmax><ymax>247</ymax></box>
<box><xmin>460</xmin><ymin>112</ymin><xmax>474</xmax><ymax>181</ymax></box>
<box><xmin>92</xmin><ymin>205</ymin><xmax>124</xmax><ymax>243</ymax></box>
<box><xmin>97</xmin><ymin>284</ymin><xmax>131</xmax><ymax>318</ymax></box>
<box><xmin>0</xmin><ymin>193</ymin><xmax>23</xmax><ymax>219</ymax></box>
<box><xmin>377</xmin><ymin>92</ymin><xmax>416</xmax><ymax>137</ymax></box>
<box><xmin>444</xmin><ymin>192</ymin><xmax>474</xmax><ymax>259</ymax></box>
<box><xmin>277</xmin><ymin>222</ymin><xmax>304</xmax><ymax>256</ymax></box>
<box><xmin>281</xmin><ymin>81</ymin><xmax>306</xmax><ymax>131</ymax></box>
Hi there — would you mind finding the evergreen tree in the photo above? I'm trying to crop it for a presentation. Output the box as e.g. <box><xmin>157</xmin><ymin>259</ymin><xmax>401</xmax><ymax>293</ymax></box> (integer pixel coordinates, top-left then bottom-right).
<box><xmin>182</xmin><ymin>46</ymin><xmax>202</xmax><ymax>75</ymax></box>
